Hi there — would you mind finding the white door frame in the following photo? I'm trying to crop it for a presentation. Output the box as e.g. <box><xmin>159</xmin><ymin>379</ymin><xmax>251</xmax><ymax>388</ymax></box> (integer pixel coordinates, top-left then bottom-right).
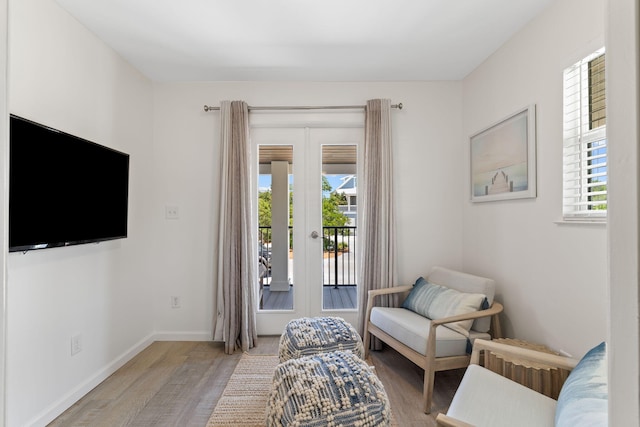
<box><xmin>306</xmin><ymin>127</ymin><xmax>363</xmax><ymax>326</ymax></box>
<box><xmin>251</xmin><ymin>117</ymin><xmax>363</xmax><ymax>335</ymax></box>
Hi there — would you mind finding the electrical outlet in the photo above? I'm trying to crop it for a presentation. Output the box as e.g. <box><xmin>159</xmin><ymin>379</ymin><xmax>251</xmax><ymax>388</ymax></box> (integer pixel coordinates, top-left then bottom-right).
<box><xmin>171</xmin><ymin>296</ymin><xmax>181</xmax><ymax>309</ymax></box>
<box><xmin>165</xmin><ymin>206</ymin><xmax>179</xmax><ymax>220</ymax></box>
<box><xmin>71</xmin><ymin>334</ymin><xmax>82</xmax><ymax>356</ymax></box>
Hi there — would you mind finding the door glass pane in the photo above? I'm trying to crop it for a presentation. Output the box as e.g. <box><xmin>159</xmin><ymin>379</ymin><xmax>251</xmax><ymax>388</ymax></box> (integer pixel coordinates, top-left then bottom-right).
<box><xmin>321</xmin><ymin>145</ymin><xmax>357</xmax><ymax>310</ymax></box>
<box><xmin>258</xmin><ymin>145</ymin><xmax>293</xmax><ymax>310</ymax></box>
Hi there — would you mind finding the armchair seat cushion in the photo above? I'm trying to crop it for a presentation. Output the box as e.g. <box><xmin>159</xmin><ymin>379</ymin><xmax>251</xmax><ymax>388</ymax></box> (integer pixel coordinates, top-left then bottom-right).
<box><xmin>446</xmin><ymin>364</ymin><xmax>557</xmax><ymax>427</ymax></box>
<box><xmin>370</xmin><ymin>307</ymin><xmax>490</xmax><ymax>357</ymax></box>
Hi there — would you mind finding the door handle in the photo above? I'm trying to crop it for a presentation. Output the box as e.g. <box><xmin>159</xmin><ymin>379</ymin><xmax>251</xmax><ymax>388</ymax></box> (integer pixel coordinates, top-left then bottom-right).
<box><xmin>310</xmin><ymin>231</ymin><xmax>319</xmax><ymax>239</ymax></box>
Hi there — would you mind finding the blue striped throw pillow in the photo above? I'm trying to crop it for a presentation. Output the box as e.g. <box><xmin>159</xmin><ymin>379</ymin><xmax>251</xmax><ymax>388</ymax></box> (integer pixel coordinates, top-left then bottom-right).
<box><xmin>402</xmin><ymin>277</ymin><xmax>486</xmax><ymax>336</ymax></box>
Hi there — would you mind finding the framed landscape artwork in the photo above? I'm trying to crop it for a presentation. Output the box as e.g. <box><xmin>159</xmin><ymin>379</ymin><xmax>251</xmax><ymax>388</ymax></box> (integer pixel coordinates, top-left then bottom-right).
<box><xmin>470</xmin><ymin>105</ymin><xmax>536</xmax><ymax>202</ymax></box>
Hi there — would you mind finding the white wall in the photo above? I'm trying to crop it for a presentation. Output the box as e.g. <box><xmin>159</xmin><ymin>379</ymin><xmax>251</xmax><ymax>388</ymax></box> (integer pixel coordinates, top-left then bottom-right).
<box><xmin>461</xmin><ymin>0</ymin><xmax>607</xmax><ymax>357</ymax></box>
<box><xmin>0</xmin><ymin>0</ymin><xmax>7</xmax><ymax>425</ymax></box>
<box><xmin>7</xmin><ymin>0</ymin><xmax>155</xmax><ymax>425</ymax></box>
<box><xmin>606</xmin><ymin>0</ymin><xmax>640</xmax><ymax>424</ymax></box>
<box><xmin>151</xmin><ymin>81</ymin><xmax>465</xmax><ymax>334</ymax></box>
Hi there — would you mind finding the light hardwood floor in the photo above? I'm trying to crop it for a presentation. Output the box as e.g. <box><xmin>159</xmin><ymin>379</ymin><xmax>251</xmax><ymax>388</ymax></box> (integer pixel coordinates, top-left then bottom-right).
<box><xmin>49</xmin><ymin>336</ymin><xmax>464</xmax><ymax>427</ymax></box>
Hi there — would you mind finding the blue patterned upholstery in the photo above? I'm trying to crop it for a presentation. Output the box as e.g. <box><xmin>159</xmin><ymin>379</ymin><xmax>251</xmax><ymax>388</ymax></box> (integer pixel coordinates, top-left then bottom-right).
<box><xmin>279</xmin><ymin>317</ymin><xmax>364</xmax><ymax>362</ymax></box>
<box><xmin>266</xmin><ymin>351</ymin><xmax>391</xmax><ymax>427</ymax></box>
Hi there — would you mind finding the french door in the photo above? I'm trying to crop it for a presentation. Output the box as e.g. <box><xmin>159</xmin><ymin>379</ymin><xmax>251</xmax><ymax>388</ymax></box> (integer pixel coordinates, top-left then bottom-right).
<box><xmin>252</xmin><ymin>125</ymin><xmax>363</xmax><ymax>335</ymax></box>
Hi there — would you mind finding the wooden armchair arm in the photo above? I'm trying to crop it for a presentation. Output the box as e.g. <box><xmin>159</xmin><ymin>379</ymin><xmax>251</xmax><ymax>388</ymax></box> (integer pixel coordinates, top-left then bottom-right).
<box><xmin>367</xmin><ymin>285</ymin><xmax>414</xmax><ymax>298</ymax></box>
<box><xmin>435</xmin><ymin>414</ymin><xmax>475</xmax><ymax>427</ymax></box>
<box><xmin>424</xmin><ymin>303</ymin><xmax>504</xmax><ymax>379</ymax></box>
<box><xmin>469</xmin><ymin>339</ymin><xmax>579</xmax><ymax>370</ymax></box>
<box><xmin>430</xmin><ymin>302</ymin><xmax>504</xmax><ymax>327</ymax></box>
<box><xmin>363</xmin><ymin>285</ymin><xmax>413</xmax><ymax>357</ymax></box>
<box><xmin>364</xmin><ymin>285</ymin><xmax>413</xmax><ymax>322</ymax></box>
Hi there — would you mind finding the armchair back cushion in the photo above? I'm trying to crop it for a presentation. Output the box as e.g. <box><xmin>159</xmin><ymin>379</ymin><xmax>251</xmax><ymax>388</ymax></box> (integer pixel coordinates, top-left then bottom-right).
<box><xmin>426</xmin><ymin>266</ymin><xmax>496</xmax><ymax>332</ymax></box>
<box><xmin>555</xmin><ymin>341</ymin><xmax>608</xmax><ymax>427</ymax></box>
<box><xmin>402</xmin><ymin>277</ymin><xmax>485</xmax><ymax>336</ymax></box>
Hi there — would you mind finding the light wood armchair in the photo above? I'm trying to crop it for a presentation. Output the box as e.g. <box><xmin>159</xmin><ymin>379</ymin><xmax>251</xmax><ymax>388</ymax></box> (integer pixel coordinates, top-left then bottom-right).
<box><xmin>362</xmin><ymin>267</ymin><xmax>503</xmax><ymax>413</ymax></box>
<box><xmin>436</xmin><ymin>339</ymin><xmax>581</xmax><ymax>427</ymax></box>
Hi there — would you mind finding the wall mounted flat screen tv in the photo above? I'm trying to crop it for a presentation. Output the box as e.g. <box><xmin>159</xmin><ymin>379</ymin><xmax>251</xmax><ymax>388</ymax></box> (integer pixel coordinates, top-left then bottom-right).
<box><xmin>9</xmin><ymin>115</ymin><xmax>130</xmax><ymax>252</ymax></box>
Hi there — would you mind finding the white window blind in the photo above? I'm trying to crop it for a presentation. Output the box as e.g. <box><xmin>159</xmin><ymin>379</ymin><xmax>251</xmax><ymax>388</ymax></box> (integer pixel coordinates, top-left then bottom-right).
<box><xmin>562</xmin><ymin>48</ymin><xmax>607</xmax><ymax>220</ymax></box>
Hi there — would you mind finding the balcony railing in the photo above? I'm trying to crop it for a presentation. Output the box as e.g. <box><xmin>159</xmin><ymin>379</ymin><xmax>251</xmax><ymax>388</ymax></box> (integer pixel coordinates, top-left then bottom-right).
<box><xmin>338</xmin><ymin>205</ymin><xmax>357</xmax><ymax>213</ymax></box>
<box><xmin>258</xmin><ymin>225</ymin><xmax>356</xmax><ymax>287</ymax></box>
<box><xmin>322</xmin><ymin>226</ymin><xmax>356</xmax><ymax>287</ymax></box>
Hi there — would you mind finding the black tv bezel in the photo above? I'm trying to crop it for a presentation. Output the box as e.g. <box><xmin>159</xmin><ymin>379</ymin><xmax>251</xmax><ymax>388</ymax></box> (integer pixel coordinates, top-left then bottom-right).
<box><xmin>8</xmin><ymin>114</ymin><xmax>130</xmax><ymax>253</ymax></box>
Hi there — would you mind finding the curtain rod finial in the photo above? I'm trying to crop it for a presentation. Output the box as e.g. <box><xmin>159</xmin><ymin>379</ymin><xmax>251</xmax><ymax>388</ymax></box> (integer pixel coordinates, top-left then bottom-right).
<box><xmin>397</xmin><ymin>103</ymin><xmax>403</xmax><ymax>110</ymax></box>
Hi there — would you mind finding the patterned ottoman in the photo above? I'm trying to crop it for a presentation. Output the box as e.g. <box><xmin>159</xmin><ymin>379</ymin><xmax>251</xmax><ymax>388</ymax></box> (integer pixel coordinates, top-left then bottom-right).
<box><xmin>279</xmin><ymin>317</ymin><xmax>364</xmax><ymax>362</ymax></box>
<box><xmin>266</xmin><ymin>351</ymin><xmax>391</xmax><ymax>427</ymax></box>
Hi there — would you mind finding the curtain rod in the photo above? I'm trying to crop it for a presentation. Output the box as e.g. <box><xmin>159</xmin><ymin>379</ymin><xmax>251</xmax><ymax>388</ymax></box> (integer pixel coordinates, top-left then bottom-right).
<box><xmin>203</xmin><ymin>103</ymin><xmax>403</xmax><ymax>112</ymax></box>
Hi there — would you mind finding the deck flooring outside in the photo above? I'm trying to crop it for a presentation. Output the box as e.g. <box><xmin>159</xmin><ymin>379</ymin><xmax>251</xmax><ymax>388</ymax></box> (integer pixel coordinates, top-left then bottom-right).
<box><xmin>260</xmin><ymin>285</ymin><xmax>357</xmax><ymax>310</ymax></box>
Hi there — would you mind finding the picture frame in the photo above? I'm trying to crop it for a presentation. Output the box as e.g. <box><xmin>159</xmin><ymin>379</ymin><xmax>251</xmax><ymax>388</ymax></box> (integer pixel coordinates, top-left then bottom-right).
<box><xmin>470</xmin><ymin>104</ymin><xmax>536</xmax><ymax>202</ymax></box>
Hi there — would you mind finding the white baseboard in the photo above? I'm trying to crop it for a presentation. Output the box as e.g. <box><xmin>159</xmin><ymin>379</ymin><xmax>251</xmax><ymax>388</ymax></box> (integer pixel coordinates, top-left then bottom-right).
<box><xmin>27</xmin><ymin>332</ymin><xmax>155</xmax><ymax>427</ymax></box>
<box><xmin>153</xmin><ymin>330</ymin><xmax>212</xmax><ymax>341</ymax></box>
<box><xmin>27</xmin><ymin>330</ymin><xmax>214</xmax><ymax>427</ymax></box>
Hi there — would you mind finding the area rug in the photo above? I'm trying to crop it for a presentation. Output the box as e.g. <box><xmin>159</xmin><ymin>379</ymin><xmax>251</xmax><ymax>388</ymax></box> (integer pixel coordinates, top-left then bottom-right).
<box><xmin>206</xmin><ymin>353</ymin><xmax>279</xmax><ymax>426</ymax></box>
<box><xmin>206</xmin><ymin>353</ymin><xmax>397</xmax><ymax>427</ymax></box>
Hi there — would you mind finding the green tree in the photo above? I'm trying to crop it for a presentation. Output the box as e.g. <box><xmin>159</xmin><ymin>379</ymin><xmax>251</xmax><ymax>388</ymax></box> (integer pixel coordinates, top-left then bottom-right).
<box><xmin>258</xmin><ymin>190</ymin><xmax>272</xmax><ymax>226</ymax></box>
<box><xmin>590</xmin><ymin>184</ymin><xmax>607</xmax><ymax>210</ymax></box>
<box><xmin>322</xmin><ymin>176</ymin><xmax>332</xmax><ymax>192</ymax></box>
<box><xmin>258</xmin><ymin>176</ymin><xmax>349</xmax><ymax>228</ymax></box>
<box><xmin>321</xmin><ymin>176</ymin><xmax>349</xmax><ymax>226</ymax></box>
<box><xmin>322</xmin><ymin>192</ymin><xmax>349</xmax><ymax>226</ymax></box>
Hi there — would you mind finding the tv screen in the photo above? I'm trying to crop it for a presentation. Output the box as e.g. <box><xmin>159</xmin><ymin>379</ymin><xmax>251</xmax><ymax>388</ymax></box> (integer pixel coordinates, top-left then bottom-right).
<box><xmin>9</xmin><ymin>115</ymin><xmax>130</xmax><ymax>252</ymax></box>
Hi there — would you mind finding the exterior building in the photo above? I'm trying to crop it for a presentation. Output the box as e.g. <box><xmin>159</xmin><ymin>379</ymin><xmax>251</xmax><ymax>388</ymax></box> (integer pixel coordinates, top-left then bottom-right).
<box><xmin>335</xmin><ymin>175</ymin><xmax>357</xmax><ymax>226</ymax></box>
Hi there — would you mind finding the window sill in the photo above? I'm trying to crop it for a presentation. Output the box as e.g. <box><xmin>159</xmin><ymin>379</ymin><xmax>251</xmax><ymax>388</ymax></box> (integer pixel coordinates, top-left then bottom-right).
<box><xmin>554</xmin><ymin>219</ymin><xmax>607</xmax><ymax>226</ymax></box>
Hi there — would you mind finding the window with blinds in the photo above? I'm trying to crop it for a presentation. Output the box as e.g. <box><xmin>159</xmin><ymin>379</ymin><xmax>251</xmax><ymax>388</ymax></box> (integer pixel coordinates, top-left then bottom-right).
<box><xmin>562</xmin><ymin>48</ymin><xmax>607</xmax><ymax>220</ymax></box>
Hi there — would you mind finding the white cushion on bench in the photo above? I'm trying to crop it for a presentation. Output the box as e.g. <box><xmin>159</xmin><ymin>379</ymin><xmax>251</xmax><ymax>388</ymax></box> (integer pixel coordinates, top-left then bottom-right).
<box><xmin>447</xmin><ymin>364</ymin><xmax>557</xmax><ymax>427</ymax></box>
<box><xmin>370</xmin><ymin>307</ymin><xmax>490</xmax><ymax>357</ymax></box>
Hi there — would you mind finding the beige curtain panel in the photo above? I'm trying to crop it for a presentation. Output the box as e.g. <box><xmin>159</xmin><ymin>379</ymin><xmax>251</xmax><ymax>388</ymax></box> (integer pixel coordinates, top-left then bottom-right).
<box><xmin>358</xmin><ymin>98</ymin><xmax>398</xmax><ymax>344</ymax></box>
<box><xmin>213</xmin><ymin>100</ymin><xmax>258</xmax><ymax>354</ymax></box>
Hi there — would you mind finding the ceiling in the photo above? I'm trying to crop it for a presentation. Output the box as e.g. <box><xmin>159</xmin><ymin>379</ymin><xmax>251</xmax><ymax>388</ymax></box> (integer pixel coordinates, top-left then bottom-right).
<box><xmin>55</xmin><ymin>0</ymin><xmax>555</xmax><ymax>82</ymax></box>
